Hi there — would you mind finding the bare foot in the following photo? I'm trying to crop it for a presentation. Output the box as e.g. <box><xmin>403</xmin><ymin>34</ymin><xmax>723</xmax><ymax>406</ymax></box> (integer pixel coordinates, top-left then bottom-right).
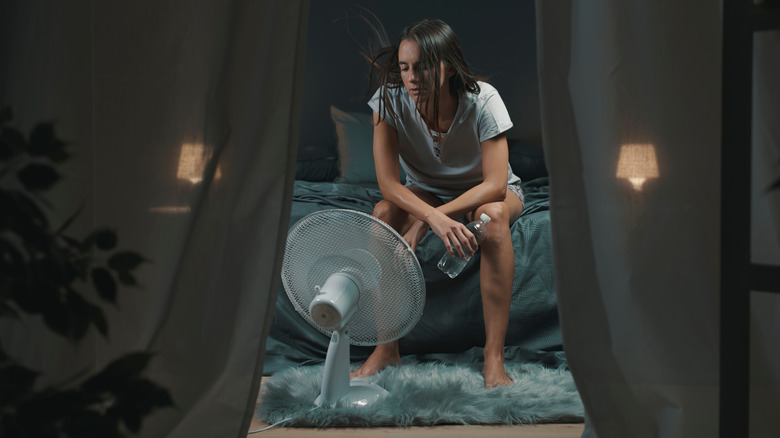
<box><xmin>483</xmin><ymin>349</ymin><xmax>513</xmax><ymax>388</ymax></box>
<box><xmin>350</xmin><ymin>342</ymin><xmax>400</xmax><ymax>379</ymax></box>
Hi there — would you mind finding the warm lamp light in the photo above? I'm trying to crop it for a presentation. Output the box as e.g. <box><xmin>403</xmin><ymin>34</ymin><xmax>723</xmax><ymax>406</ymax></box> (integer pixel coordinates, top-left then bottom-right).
<box><xmin>177</xmin><ymin>143</ymin><xmax>221</xmax><ymax>183</ymax></box>
<box><xmin>616</xmin><ymin>143</ymin><xmax>659</xmax><ymax>190</ymax></box>
<box><xmin>149</xmin><ymin>206</ymin><xmax>191</xmax><ymax>214</ymax></box>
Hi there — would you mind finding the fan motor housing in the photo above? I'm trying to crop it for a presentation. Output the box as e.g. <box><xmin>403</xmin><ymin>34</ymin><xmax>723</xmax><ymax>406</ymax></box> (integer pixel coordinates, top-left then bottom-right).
<box><xmin>309</xmin><ymin>272</ymin><xmax>360</xmax><ymax>330</ymax></box>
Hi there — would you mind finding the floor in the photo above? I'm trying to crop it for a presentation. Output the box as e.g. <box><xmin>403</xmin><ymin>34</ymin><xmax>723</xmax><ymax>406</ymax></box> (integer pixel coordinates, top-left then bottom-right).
<box><xmin>248</xmin><ymin>379</ymin><xmax>585</xmax><ymax>438</ymax></box>
<box><xmin>247</xmin><ymin>420</ymin><xmax>585</xmax><ymax>438</ymax></box>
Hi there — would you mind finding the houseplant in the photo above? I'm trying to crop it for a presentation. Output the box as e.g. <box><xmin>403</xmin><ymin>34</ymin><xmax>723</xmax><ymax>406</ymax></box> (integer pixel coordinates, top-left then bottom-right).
<box><xmin>0</xmin><ymin>106</ymin><xmax>173</xmax><ymax>437</ymax></box>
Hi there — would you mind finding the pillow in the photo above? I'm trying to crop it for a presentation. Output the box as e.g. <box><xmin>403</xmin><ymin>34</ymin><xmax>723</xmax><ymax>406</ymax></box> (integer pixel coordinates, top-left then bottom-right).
<box><xmin>508</xmin><ymin>138</ymin><xmax>548</xmax><ymax>181</ymax></box>
<box><xmin>295</xmin><ymin>157</ymin><xmax>339</xmax><ymax>182</ymax></box>
<box><xmin>330</xmin><ymin>106</ymin><xmax>377</xmax><ymax>184</ymax></box>
<box><xmin>295</xmin><ymin>143</ymin><xmax>339</xmax><ymax>182</ymax></box>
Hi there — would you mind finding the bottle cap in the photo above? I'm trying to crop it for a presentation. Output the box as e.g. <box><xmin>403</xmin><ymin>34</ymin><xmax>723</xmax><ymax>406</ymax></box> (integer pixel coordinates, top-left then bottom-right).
<box><xmin>480</xmin><ymin>213</ymin><xmax>491</xmax><ymax>223</ymax></box>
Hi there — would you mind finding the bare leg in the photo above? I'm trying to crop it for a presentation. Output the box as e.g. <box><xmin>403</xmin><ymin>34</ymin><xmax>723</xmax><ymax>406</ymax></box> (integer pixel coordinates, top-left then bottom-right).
<box><xmin>474</xmin><ymin>190</ymin><xmax>524</xmax><ymax>388</ymax></box>
<box><xmin>351</xmin><ymin>188</ymin><xmax>442</xmax><ymax>379</ymax></box>
<box><xmin>351</xmin><ymin>341</ymin><xmax>400</xmax><ymax>378</ymax></box>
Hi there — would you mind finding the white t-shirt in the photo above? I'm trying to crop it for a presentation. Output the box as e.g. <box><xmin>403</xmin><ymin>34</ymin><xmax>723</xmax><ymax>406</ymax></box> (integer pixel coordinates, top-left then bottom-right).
<box><xmin>368</xmin><ymin>81</ymin><xmax>520</xmax><ymax>197</ymax></box>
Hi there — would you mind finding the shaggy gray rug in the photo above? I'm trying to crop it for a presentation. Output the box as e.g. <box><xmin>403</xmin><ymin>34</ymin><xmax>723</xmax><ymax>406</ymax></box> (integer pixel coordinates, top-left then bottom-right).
<box><xmin>257</xmin><ymin>362</ymin><xmax>584</xmax><ymax>427</ymax></box>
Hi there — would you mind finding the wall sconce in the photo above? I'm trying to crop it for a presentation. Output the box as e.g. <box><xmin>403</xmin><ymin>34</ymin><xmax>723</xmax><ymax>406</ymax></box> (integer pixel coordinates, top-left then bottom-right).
<box><xmin>148</xmin><ymin>206</ymin><xmax>191</xmax><ymax>214</ymax></box>
<box><xmin>177</xmin><ymin>143</ymin><xmax>222</xmax><ymax>184</ymax></box>
<box><xmin>616</xmin><ymin>143</ymin><xmax>659</xmax><ymax>190</ymax></box>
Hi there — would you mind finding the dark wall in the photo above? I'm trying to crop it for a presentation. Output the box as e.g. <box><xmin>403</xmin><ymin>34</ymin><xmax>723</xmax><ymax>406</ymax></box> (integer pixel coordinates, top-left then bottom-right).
<box><xmin>298</xmin><ymin>0</ymin><xmax>540</xmax><ymax>154</ymax></box>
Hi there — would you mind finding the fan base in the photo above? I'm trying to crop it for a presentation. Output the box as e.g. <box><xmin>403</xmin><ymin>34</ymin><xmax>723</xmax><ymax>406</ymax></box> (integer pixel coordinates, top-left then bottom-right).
<box><xmin>314</xmin><ymin>381</ymin><xmax>389</xmax><ymax>408</ymax></box>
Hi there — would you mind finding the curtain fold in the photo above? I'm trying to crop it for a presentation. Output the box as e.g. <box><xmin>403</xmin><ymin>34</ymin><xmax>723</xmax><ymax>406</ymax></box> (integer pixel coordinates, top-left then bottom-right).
<box><xmin>537</xmin><ymin>1</ymin><xmax>780</xmax><ymax>437</ymax></box>
<box><xmin>749</xmin><ymin>29</ymin><xmax>780</xmax><ymax>438</ymax></box>
<box><xmin>1</xmin><ymin>1</ymin><xmax>307</xmax><ymax>437</ymax></box>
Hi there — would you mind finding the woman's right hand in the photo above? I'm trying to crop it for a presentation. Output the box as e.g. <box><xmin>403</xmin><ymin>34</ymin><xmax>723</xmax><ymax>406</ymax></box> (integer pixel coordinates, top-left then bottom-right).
<box><xmin>425</xmin><ymin>209</ymin><xmax>477</xmax><ymax>260</ymax></box>
<box><xmin>402</xmin><ymin>219</ymin><xmax>429</xmax><ymax>253</ymax></box>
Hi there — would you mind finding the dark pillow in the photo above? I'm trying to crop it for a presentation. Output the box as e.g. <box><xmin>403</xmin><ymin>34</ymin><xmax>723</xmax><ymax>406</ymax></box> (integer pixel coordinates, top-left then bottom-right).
<box><xmin>330</xmin><ymin>106</ymin><xmax>377</xmax><ymax>184</ymax></box>
<box><xmin>508</xmin><ymin>139</ymin><xmax>548</xmax><ymax>181</ymax></box>
<box><xmin>295</xmin><ymin>143</ymin><xmax>339</xmax><ymax>182</ymax></box>
<box><xmin>329</xmin><ymin>105</ymin><xmax>406</xmax><ymax>185</ymax></box>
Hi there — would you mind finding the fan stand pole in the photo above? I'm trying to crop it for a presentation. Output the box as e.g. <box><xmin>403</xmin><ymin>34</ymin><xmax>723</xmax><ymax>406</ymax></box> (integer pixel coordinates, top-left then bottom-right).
<box><xmin>314</xmin><ymin>328</ymin><xmax>390</xmax><ymax>408</ymax></box>
<box><xmin>315</xmin><ymin>328</ymin><xmax>351</xmax><ymax>406</ymax></box>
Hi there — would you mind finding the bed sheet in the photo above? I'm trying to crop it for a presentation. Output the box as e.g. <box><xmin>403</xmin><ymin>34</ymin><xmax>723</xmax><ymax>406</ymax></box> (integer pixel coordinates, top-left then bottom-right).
<box><xmin>263</xmin><ymin>177</ymin><xmax>562</xmax><ymax>373</ymax></box>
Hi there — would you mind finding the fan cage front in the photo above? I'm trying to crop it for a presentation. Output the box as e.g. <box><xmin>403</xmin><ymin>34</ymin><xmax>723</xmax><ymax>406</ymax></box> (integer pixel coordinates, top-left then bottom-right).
<box><xmin>281</xmin><ymin>209</ymin><xmax>425</xmax><ymax>346</ymax></box>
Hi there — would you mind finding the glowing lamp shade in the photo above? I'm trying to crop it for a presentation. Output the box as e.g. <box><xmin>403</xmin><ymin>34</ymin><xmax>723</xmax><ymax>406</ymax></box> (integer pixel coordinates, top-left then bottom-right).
<box><xmin>616</xmin><ymin>143</ymin><xmax>659</xmax><ymax>190</ymax></box>
<box><xmin>177</xmin><ymin>143</ymin><xmax>221</xmax><ymax>183</ymax></box>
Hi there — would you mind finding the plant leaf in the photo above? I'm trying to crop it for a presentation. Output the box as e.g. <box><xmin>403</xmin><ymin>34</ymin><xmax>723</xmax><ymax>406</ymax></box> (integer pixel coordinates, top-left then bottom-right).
<box><xmin>33</xmin><ymin>255</ymin><xmax>68</xmax><ymax>289</ymax></box>
<box><xmin>0</xmin><ymin>361</ymin><xmax>40</xmax><ymax>405</ymax></box>
<box><xmin>28</xmin><ymin>122</ymin><xmax>54</xmax><ymax>155</ymax></box>
<box><xmin>61</xmin><ymin>410</ymin><xmax>119</xmax><ymax>438</ymax></box>
<box><xmin>60</xmin><ymin>234</ymin><xmax>82</xmax><ymax>249</ymax></box>
<box><xmin>0</xmin><ymin>190</ymin><xmax>49</xmax><ymax>235</ymax></box>
<box><xmin>118</xmin><ymin>404</ymin><xmax>144</xmax><ymax>433</ymax></box>
<box><xmin>117</xmin><ymin>271</ymin><xmax>138</xmax><ymax>287</ymax></box>
<box><xmin>46</xmin><ymin>142</ymin><xmax>70</xmax><ymax>163</ymax></box>
<box><xmin>95</xmin><ymin>229</ymin><xmax>118</xmax><ymax>251</ymax></box>
<box><xmin>89</xmin><ymin>302</ymin><xmax>109</xmax><ymax>338</ymax></box>
<box><xmin>81</xmin><ymin>352</ymin><xmax>154</xmax><ymax>394</ymax></box>
<box><xmin>12</xmin><ymin>281</ymin><xmax>54</xmax><ymax>316</ymax></box>
<box><xmin>0</xmin><ymin>236</ymin><xmax>24</xmax><ymax>274</ymax></box>
<box><xmin>27</xmin><ymin>122</ymin><xmax>70</xmax><ymax>163</ymax></box>
<box><xmin>17</xmin><ymin>387</ymin><xmax>99</xmax><ymax>424</ymax></box>
<box><xmin>0</xmin><ymin>126</ymin><xmax>25</xmax><ymax>161</ymax></box>
<box><xmin>64</xmin><ymin>289</ymin><xmax>94</xmax><ymax>342</ymax></box>
<box><xmin>109</xmin><ymin>379</ymin><xmax>174</xmax><ymax>434</ymax></box>
<box><xmin>81</xmin><ymin>228</ymin><xmax>118</xmax><ymax>252</ymax></box>
<box><xmin>41</xmin><ymin>299</ymin><xmax>70</xmax><ymax>339</ymax></box>
<box><xmin>54</xmin><ymin>204</ymin><xmax>85</xmax><ymax>236</ymax></box>
<box><xmin>107</xmin><ymin>252</ymin><xmax>146</xmax><ymax>272</ymax></box>
<box><xmin>17</xmin><ymin>163</ymin><xmax>60</xmax><ymax>191</ymax></box>
<box><xmin>91</xmin><ymin>267</ymin><xmax>117</xmax><ymax>303</ymax></box>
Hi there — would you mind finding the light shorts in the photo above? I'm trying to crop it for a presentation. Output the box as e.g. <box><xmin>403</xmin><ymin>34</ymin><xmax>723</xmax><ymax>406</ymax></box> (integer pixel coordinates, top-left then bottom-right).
<box><xmin>507</xmin><ymin>181</ymin><xmax>525</xmax><ymax>205</ymax></box>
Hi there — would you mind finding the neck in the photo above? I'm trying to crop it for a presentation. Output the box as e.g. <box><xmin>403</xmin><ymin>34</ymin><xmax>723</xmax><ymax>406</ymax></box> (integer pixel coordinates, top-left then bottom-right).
<box><xmin>418</xmin><ymin>88</ymin><xmax>458</xmax><ymax>131</ymax></box>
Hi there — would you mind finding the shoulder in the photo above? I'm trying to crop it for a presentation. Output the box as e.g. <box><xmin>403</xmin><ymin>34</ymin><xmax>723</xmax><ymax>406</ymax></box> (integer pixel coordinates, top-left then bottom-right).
<box><xmin>460</xmin><ymin>82</ymin><xmax>501</xmax><ymax>109</ymax></box>
<box><xmin>466</xmin><ymin>82</ymin><xmax>512</xmax><ymax>139</ymax></box>
<box><xmin>473</xmin><ymin>81</ymin><xmax>501</xmax><ymax>104</ymax></box>
<box><xmin>375</xmin><ymin>85</ymin><xmax>408</xmax><ymax>108</ymax></box>
<box><xmin>369</xmin><ymin>85</ymin><xmax>407</xmax><ymax>120</ymax></box>
<box><xmin>378</xmin><ymin>84</ymin><xmax>406</xmax><ymax>98</ymax></box>
<box><xmin>468</xmin><ymin>82</ymin><xmax>508</xmax><ymax>114</ymax></box>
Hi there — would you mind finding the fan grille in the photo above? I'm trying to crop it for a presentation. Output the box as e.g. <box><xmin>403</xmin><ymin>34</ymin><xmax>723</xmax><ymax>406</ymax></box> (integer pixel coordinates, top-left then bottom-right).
<box><xmin>281</xmin><ymin>209</ymin><xmax>425</xmax><ymax>346</ymax></box>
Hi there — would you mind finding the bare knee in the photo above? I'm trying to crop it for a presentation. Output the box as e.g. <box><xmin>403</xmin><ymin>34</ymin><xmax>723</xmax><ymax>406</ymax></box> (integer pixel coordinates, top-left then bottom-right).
<box><xmin>373</xmin><ymin>200</ymin><xmax>407</xmax><ymax>231</ymax></box>
<box><xmin>475</xmin><ymin>203</ymin><xmax>511</xmax><ymax>244</ymax></box>
<box><xmin>372</xmin><ymin>200</ymin><xmax>396</xmax><ymax>221</ymax></box>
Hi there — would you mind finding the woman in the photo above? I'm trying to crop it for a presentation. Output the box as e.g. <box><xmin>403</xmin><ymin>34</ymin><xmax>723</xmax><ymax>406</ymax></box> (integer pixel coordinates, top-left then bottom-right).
<box><xmin>352</xmin><ymin>19</ymin><xmax>524</xmax><ymax>388</ymax></box>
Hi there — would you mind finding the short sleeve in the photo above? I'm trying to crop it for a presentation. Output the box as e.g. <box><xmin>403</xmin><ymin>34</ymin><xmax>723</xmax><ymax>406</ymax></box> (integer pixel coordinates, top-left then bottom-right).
<box><xmin>476</xmin><ymin>86</ymin><xmax>513</xmax><ymax>143</ymax></box>
<box><xmin>367</xmin><ymin>87</ymin><xmax>397</xmax><ymax>129</ymax></box>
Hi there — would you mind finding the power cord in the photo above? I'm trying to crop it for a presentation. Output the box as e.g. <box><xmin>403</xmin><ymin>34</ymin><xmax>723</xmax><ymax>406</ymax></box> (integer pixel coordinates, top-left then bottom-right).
<box><xmin>247</xmin><ymin>406</ymin><xmax>321</xmax><ymax>434</ymax></box>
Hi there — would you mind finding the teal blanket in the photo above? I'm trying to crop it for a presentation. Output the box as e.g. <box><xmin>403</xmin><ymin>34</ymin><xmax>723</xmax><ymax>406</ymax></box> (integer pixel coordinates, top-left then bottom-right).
<box><xmin>264</xmin><ymin>177</ymin><xmax>562</xmax><ymax>373</ymax></box>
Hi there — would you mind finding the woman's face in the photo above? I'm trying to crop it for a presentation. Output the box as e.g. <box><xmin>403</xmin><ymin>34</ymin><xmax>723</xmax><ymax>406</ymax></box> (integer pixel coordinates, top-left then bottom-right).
<box><xmin>398</xmin><ymin>38</ymin><xmax>451</xmax><ymax>103</ymax></box>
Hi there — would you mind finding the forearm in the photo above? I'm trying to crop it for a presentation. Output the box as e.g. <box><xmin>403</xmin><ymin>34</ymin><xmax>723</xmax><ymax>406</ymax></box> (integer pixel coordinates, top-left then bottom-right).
<box><xmin>378</xmin><ymin>180</ymin><xmax>440</xmax><ymax>222</ymax></box>
<box><xmin>435</xmin><ymin>181</ymin><xmax>507</xmax><ymax>219</ymax></box>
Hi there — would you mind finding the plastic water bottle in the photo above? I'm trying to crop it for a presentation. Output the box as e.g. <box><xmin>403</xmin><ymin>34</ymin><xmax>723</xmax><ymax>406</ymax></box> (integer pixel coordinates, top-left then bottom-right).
<box><xmin>437</xmin><ymin>213</ymin><xmax>491</xmax><ymax>278</ymax></box>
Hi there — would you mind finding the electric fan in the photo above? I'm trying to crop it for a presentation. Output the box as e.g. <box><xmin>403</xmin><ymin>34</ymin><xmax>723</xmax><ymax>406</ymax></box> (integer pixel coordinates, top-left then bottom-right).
<box><xmin>281</xmin><ymin>209</ymin><xmax>425</xmax><ymax>408</ymax></box>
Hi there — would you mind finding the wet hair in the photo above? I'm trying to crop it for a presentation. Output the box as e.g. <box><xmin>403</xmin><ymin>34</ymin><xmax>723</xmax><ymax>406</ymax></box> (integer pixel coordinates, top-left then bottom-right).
<box><xmin>366</xmin><ymin>19</ymin><xmax>483</xmax><ymax>134</ymax></box>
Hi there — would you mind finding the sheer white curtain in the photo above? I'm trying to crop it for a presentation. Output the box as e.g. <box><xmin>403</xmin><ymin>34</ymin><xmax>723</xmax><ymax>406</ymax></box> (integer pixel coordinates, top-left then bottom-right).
<box><xmin>0</xmin><ymin>1</ymin><xmax>307</xmax><ymax>437</ymax></box>
<box><xmin>536</xmin><ymin>1</ymin><xmax>780</xmax><ymax>437</ymax></box>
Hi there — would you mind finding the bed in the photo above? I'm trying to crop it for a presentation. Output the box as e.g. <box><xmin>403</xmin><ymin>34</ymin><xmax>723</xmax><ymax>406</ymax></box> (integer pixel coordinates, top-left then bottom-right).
<box><xmin>262</xmin><ymin>106</ymin><xmax>562</xmax><ymax>374</ymax></box>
